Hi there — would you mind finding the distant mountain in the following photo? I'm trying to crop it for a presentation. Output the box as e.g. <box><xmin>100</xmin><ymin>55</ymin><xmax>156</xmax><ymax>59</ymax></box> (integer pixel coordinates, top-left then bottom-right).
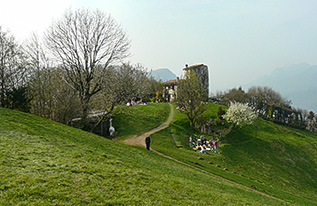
<box><xmin>151</xmin><ymin>68</ymin><xmax>177</xmax><ymax>82</ymax></box>
<box><xmin>245</xmin><ymin>63</ymin><xmax>317</xmax><ymax>112</ymax></box>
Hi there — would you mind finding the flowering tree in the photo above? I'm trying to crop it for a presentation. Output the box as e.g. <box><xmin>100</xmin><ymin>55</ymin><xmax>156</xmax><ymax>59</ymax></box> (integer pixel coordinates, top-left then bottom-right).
<box><xmin>223</xmin><ymin>102</ymin><xmax>257</xmax><ymax>127</ymax></box>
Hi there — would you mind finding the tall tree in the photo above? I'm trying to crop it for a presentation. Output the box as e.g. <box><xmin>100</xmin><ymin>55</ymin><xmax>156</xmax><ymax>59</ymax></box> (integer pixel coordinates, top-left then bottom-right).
<box><xmin>45</xmin><ymin>9</ymin><xmax>130</xmax><ymax>128</ymax></box>
<box><xmin>176</xmin><ymin>71</ymin><xmax>208</xmax><ymax>128</ymax></box>
<box><xmin>24</xmin><ymin>33</ymin><xmax>53</xmax><ymax>118</ymax></box>
<box><xmin>89</xmin><ymin>63</ymin><xmax>150</xmax><ymax>131</ymax></box>
<box><xmin>104</xmin><ymin>63</ymin><xmax>149</xmax><ymax>107</ymax></box>
<box><xmin>0</xmin><ymin>27</ymin><xmax>27</xmax><ymax>107</ymax></box>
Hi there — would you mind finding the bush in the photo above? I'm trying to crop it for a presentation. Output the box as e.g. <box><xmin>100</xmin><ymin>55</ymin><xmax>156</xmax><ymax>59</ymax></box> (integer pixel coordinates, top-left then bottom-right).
<box><xmin>217</xmin><ymin>106</ymin><xmax>225</xmax><ymax>120</ymax></box>
<box><xmin>215</xmin><ymin>117</ymin><xmax>223</xmax><ymax>125</ymax></box>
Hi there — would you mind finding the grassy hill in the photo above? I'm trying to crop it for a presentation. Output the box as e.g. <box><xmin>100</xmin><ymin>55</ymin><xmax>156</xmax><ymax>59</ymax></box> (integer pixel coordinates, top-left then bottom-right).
<box><xmin>0</xmin><ymin>105</ymin><xmax>287</xmax><ymax>205</ymax></box>
<box><xmin>112</xmin><ymin>103</ymin><xmax>170</xmax><ymax>140</ymax></box>
<box><xmin>151</xmin><ymin>103</ymin><xmax>317</xmax><ymax>205</ymax></box>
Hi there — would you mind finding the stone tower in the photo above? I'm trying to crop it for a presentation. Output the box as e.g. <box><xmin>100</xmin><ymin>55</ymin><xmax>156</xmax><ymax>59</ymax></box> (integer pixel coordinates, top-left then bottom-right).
<box><xmin>183</xmin><ymin>64</ymin><xmax>209</xmax><ymax>96</ymax></box>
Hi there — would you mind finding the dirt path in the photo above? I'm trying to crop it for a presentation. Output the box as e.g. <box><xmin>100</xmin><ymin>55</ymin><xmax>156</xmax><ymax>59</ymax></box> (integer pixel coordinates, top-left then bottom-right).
<box><xmin>123</xmin><ymin>103</ymin><xmax>287</xmax><ymax>204</ymax></box>
<box><xmin>124</xmin><ymin>103</ymin><xmax>174</xmax><ymax>147</ymax></box>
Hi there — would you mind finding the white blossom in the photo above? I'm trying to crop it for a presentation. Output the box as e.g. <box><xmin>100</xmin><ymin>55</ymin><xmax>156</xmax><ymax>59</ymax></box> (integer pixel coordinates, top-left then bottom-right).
<box><xmin>223</xmin><ymin>102</ymin><xmax>258</xmax><ymax>127</ymax></box>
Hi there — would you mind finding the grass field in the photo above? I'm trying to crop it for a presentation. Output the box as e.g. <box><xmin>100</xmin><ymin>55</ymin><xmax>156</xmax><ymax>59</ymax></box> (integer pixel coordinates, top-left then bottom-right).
<box><xmin>112</xmin><ymin>103</ymin><xmax>170</xmax><ymax>140</ymax></box>
<box><xmin>0</xmin><ymin>105</ymin><xmax>290</xmax><ymax>205</ymax></box>
<box><xmin>151</xmin><ymin>103</ymin><xmax>317</xmax><ymax>205</ymax></box>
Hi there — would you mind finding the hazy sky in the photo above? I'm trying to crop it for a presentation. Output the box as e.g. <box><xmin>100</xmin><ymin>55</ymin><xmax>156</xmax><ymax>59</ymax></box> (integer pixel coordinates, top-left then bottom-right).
<box><xmin>1</xmin><ymin>0</ymin><xmax>317</xmax><ymax>93</ymax></box>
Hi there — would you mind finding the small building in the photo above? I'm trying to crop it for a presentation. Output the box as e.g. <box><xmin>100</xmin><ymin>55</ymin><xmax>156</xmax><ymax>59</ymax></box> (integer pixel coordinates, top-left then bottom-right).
<box><xmin>162</xmin><ymin>79</ymin><xmax>178</xmax><ymax>102</ymax></box>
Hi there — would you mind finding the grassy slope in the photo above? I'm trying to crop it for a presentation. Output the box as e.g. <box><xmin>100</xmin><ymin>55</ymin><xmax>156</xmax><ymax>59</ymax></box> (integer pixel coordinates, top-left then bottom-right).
<box><xmin>0</xmin><ymin>105</ymin><xmax>284</xmax><ymax>205</ymax></box>
<box><xmin>151</xmin><ymin>103</ymin><xmax>317</xmax><ymax>206</ymax></box>
<box><xmin>112</xmin><ymin>103</ymin><xmax>170</xmax><ymax>140</ymax></box>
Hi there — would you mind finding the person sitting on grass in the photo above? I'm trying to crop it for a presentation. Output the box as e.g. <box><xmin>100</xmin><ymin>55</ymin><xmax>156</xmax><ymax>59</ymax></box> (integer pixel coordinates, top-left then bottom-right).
<box><xmin>208</xmin><ymin>139</ymin><xmax>213</xmax><ymax>147</ymax></box>
<box><xmin>193</xmin><ymin>145</ymin><xmax>201</xmax><ymax>152</ymax></box>
<box><xmin>200</xmin><ymin>145</ymin><xmax>206</xmax><ymax>154</ymax></box>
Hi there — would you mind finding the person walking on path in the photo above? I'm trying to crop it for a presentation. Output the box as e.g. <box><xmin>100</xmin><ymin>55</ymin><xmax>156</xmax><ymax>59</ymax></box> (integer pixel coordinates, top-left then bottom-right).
<box><xmin>124</xmin><ymin>104</ymin><xmax>174</xmax><ymax>147</ymax></box>
<box><xmin>145</xmin><ymin>136</ymin><xmax>151</xmax><ymax>150</ymax></box>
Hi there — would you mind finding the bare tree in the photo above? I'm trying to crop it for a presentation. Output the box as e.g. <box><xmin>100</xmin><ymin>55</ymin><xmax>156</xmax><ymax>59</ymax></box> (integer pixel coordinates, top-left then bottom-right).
<box><xmin>105</xmin><ymin>63</ymin><xmax>149</xmax><ymax>106</ymax></box>
<box><xmin>24</xmin><ymin>33</ymin><xmax>51</xmax><ymax>71</ymax></box>
<box><xmin>0</xmin><ymin>27</ymin><xmax>27</xmax><ymax>107</ymax></box>
<box><xmin>248</xmin><ymin>86</ymin><xmax>291</xmax><ymax>107</ymax></box>
<box><xmin>89</xmin><ymin>63</ymin><xmax>150</xmax><ymax>132</ymax></box>
<box><xmin>49</xmin><ymin>68</ymin><xmax>81</xmax><ymax>124</ymax></box>
<box><xmin>24</xmin><ymin>33</ymin><xmax>53</xmax><ymax>117</ymax></box>
<box><xmin>45</xmin><ymin>9</ymin><xmax>130</xmax><ymax>128</ymax></box>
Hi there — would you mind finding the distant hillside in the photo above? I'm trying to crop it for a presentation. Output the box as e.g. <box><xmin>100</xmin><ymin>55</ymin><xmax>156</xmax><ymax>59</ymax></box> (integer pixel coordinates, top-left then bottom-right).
<box><xmin>245</xmin><ymin>63</ymin><xmax>317</xmax><ymax>112</ymax></box>
<box><xmin>151</xmin><ymin>68</ymin><xmax>177</xmax><ymax>82</ymax></box>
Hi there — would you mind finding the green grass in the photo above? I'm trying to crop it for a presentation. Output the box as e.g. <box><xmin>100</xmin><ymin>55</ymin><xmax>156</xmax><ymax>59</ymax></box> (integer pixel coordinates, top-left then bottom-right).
<box><xmin>0</xmin><ymin>105</ymin><xmax>287</xmax><ymax>205</ymax></box>
<box><xmin>112</xmin><ymin>103</ymin><xmax>170</xmax><ymax>140</ymax></box>
<box><xmin>151</xmin><ymin>103</ymin><xmax>317</xmax><ymax>206</ymax></box>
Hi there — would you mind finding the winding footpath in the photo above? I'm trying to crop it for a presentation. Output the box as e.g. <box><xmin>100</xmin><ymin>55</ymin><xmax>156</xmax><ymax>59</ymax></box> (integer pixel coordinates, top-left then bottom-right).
<box><xmin>124</xmin><ymin>103</ymin><xmax>174</xmax><ymax>147</ymax></box>
<box><xmin>123</xmin><ymin>103</ymin><xmax>287</xmax><ymax>204</ymax></box>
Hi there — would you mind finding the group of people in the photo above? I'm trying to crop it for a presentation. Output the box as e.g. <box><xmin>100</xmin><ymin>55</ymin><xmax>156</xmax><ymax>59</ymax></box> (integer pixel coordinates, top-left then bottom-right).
<box><xmin>190</xmin><ymin>135</ymin><xmax>219</xmax><ymax>154</ymax></box>
<box><xmin>144</xmin><ymin>134</ymin><xmax>219</xmax><ymax>154</ymax></box>
<box><xmin>127</xmin><ymin>99</ymin><xmax>148</xmax><ymax>106</ymax></box>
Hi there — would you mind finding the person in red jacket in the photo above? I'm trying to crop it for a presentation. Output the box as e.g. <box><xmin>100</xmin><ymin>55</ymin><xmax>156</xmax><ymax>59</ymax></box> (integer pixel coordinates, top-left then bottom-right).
<box><xmin>214</xmin><ymin>140</ymin><xmax>218</xmax><ymax>153</ymax></box>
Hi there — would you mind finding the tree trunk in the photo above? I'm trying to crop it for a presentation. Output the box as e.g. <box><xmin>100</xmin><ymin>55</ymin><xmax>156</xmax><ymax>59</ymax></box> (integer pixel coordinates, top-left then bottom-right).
<box><xmin>80</xmin><ymin>97</ymin><xmax>90</xmax><ymax>130</ymax></box>
<box><xmin>189</xmin><ymin>118</ymin><xmax>194</xmax><ymax>128</ymax></box>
